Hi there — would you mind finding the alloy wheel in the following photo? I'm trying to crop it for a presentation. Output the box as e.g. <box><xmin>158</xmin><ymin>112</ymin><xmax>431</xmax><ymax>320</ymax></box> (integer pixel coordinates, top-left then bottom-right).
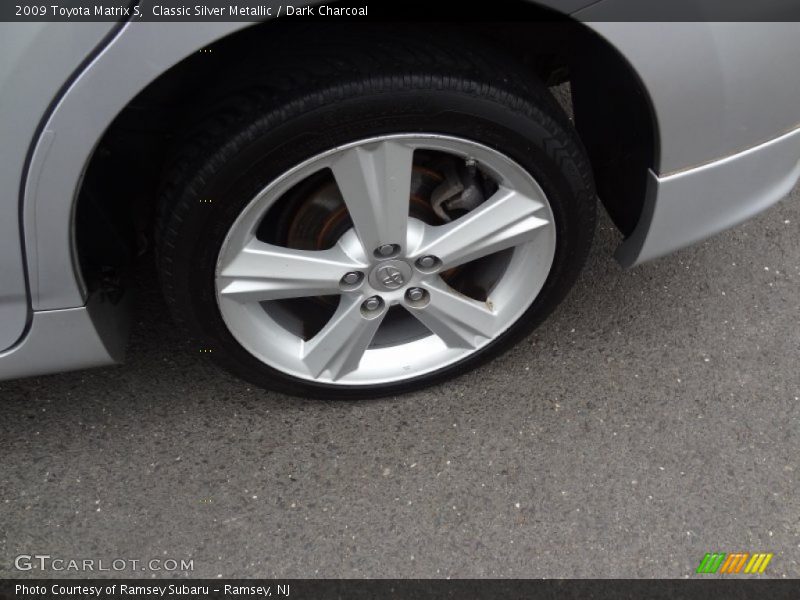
<box><xmin>215</xmin><ymin>134</ymin><xmax>557</xmax><ymax>385</ymax></box>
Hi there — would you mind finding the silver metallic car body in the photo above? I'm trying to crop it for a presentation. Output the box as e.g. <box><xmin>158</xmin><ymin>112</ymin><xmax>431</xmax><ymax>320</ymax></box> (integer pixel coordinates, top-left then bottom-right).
<box><xmin>1</xmin><ymin>10</ymin><xmax>799</xmax><ymax>379</ymax></box>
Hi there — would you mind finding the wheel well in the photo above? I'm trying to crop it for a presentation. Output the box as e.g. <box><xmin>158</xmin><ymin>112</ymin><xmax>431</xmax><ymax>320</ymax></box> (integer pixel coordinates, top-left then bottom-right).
<box><xmin>75</xmin><ymin>16</ymin><xmax>657</xmax><ymax>291</ymax></box>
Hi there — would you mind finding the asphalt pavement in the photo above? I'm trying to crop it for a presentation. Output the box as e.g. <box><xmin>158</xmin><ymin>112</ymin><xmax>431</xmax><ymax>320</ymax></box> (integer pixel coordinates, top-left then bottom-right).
<box><xmin>1</xmin><ymin>185</ymin><xmax>798</xmax><ymax>579</ymax></box>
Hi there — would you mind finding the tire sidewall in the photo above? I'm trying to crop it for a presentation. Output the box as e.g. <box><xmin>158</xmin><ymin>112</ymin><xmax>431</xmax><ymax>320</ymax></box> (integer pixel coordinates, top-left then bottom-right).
<box><xmin>161</xmin><ymin>86</ymin><xmax>595</xmax><ymax>398</ymax></box>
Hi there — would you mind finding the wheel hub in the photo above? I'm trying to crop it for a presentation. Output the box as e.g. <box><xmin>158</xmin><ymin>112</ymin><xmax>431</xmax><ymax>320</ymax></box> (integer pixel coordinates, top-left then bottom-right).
<box><xmin>369</xmin><ymin>260</ymin><xmax>413</xmax><ymax>291</ymax></box>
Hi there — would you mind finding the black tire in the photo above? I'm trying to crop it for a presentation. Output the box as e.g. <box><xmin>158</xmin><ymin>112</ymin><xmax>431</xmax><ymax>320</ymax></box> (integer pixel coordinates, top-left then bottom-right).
<box><xmin>156</xmin><ymin>29</ymin><xmax>596</xmax><ymax>399</ymax></box>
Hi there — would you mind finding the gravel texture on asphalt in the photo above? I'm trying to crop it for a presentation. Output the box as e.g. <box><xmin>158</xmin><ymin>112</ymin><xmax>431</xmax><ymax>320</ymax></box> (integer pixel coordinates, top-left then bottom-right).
<box><xmin>1</xmin><ymin>186</ymin><xmax>798</xmax><ymax>579</ymax></box>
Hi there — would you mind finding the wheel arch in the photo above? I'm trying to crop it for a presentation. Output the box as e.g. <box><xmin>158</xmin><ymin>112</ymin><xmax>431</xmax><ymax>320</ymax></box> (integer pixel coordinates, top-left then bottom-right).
<box><xmin>23</xmin><ymin>19</ymin><xmax>252</xmax><ymax>311</ymax></box>
<box><xmin>24</xmin><ymin>9</ymin><xmax>659</xmax><ymax>314</ymax></box>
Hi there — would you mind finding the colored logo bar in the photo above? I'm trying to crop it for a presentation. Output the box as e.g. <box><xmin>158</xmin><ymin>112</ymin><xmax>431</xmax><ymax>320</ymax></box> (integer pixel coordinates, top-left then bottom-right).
<box><xmin>696</xmin><ymin>552</ymin><xmax>773</xmax><ymax>574</ymax></box>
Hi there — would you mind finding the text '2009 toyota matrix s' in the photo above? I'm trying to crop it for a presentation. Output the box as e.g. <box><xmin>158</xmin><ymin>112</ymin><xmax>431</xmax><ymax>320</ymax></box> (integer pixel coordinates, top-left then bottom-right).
<box><xmin>1</xmin><ymin>5</ymin><xmax>799</xmax><ymax>398</ymax></box>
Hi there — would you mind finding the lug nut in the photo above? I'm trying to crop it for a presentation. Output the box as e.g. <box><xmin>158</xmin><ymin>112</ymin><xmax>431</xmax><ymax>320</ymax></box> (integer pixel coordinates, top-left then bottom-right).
<box><xmin>406</xmin><ymin>288</ymin><xmax>426</xmax><ymax>302</ymax></box>
<box><xmin>376</xmin><ymin>244</ymin><xmax>399</xmax><ymax>258</ymax></box>
<box><xmin>341</xmin><ymin>272</ymin><xmax>362</xmax><ymax>285</ymax></box>
<box><xmin>416</xmin><ymin>256</ymin><xmax>438</xmax><ymax>269</ymax></box>
<box><xmin>362</xmin><ymin>296</ymin><xmax>382</xmax><ymax>312</ymax></box>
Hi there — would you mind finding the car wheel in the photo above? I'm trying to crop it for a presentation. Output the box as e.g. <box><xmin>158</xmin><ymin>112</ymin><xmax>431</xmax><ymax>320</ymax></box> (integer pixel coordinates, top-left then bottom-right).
<box><xmin>156</xmin><ymin>33</ymin><xmax>596</xmax><ymax>398</ymax></box>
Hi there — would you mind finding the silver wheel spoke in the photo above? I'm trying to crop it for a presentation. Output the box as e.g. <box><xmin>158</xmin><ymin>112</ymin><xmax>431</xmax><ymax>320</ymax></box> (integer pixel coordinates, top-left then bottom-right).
<box><xmin>408</xmin><ymin>279</ymin><xmax>498</xmax><ymax>349</ymax></box>
<box><xmin>414</xmin><ymin>186</ymin><xmax>549</xmax><ymax>269</ymax></box>
<box><xmin>218</xmin><ymin>239</ymin><xmax>361</xmax><ymax>303</ymax></box>
<box><xmin>329</xmin><ymin>140</ymin><xmax>414</xmax><ymax>254</ymax></box>
<box><xmin>301</xmin><ymin>295</ymin><xmax>386</xmax><ymax>380</ymax></box>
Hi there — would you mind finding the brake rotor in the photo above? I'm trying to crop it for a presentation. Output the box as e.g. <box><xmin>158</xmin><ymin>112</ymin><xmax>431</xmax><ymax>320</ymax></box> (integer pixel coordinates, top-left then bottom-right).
<box><xmin>261</xmin><ymin>152</ymin><xmax>494</xmax><ymax>307</ymax></box>
<box><xmin>283</xmin><ymin>164</ymin><xmax>446</xmax><ymax>251</ymax></box>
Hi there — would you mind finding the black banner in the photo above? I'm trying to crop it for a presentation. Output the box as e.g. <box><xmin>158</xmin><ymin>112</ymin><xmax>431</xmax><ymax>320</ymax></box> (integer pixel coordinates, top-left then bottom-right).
<box><xmin>2</xmin><ymin>0</ymin><xmax>800</xmax><ymax>22</ymax></box>
<box><xmin>2</xmin><ymin>580</ymin><xmax>800</xmax><ymax>600</ymax></box>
